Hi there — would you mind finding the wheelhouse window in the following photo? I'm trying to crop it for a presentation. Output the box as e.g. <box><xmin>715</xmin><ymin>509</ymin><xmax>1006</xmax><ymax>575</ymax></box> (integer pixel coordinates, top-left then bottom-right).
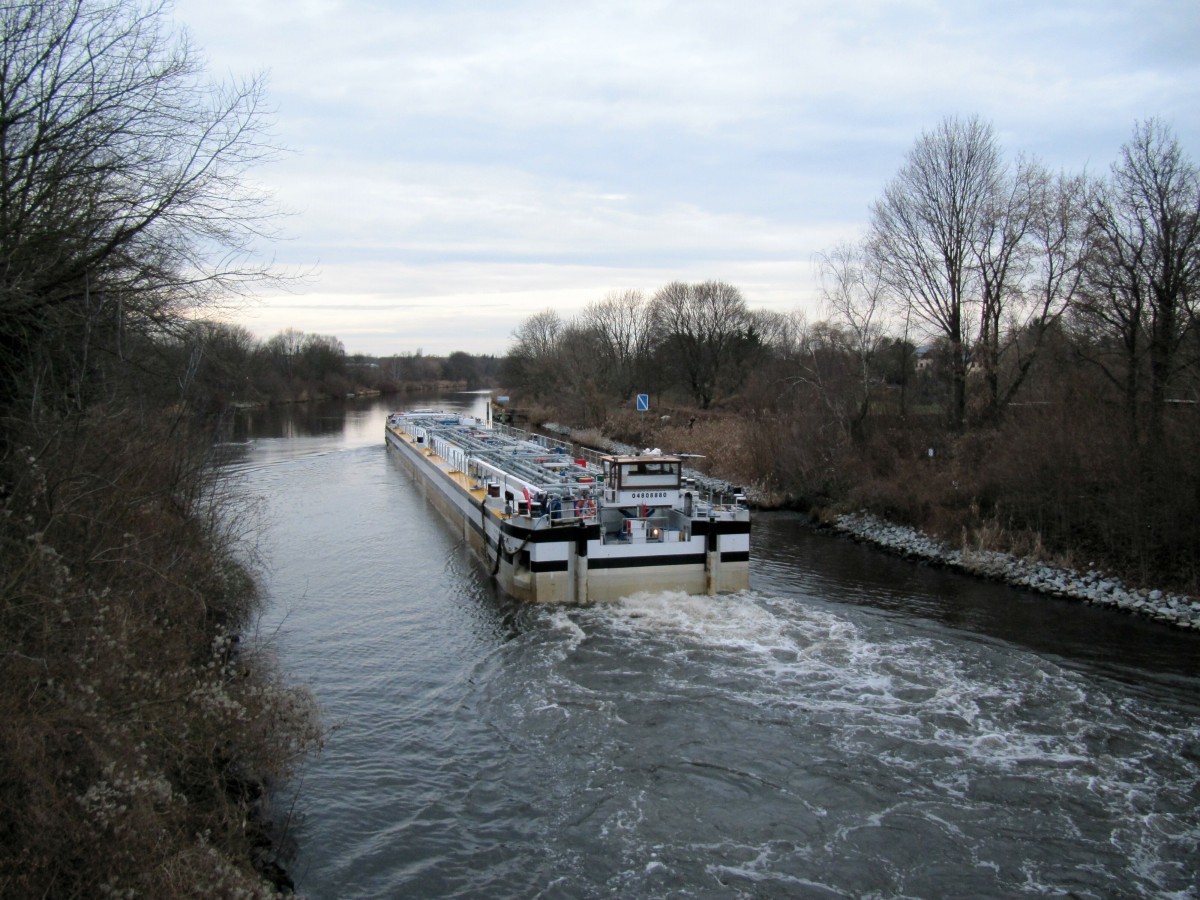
<box><xmin>609</xmin><ymin>458</ymin><xmax>681</xmax><ymax>489</ymax></box>
<box><xmin>626</xmin><ymin>461</ymin><xmax>672</xmax><ymax>476</ymax></box>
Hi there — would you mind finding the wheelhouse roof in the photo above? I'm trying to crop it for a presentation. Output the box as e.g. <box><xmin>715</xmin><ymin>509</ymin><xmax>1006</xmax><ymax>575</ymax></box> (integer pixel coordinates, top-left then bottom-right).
<box><xmin>604</xmin><ymin>454</ymin><xmax>683</xmax><ymax>464</ymax></box>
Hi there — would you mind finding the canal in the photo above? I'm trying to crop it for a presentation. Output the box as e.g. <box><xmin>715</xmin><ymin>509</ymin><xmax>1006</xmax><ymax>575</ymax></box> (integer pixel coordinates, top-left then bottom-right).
<box><xmin>220</xmin><ymin>395</ymin><xmax>1199</xmax><ymax>898</ymax></box>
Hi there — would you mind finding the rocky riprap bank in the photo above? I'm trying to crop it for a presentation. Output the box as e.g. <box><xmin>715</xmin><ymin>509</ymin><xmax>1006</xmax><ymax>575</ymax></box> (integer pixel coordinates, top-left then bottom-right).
<box><xmin>835</xmin><ymin>512</ymin><xmax>1200</xmax><ymax>631</ymax></box>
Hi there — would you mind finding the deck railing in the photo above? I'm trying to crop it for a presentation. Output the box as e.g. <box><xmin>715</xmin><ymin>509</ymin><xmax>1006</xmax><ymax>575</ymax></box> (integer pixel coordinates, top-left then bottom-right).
<box><xmin>492</xmin><ymin>423</ymin><xmax>609</xmax><ymax>470</ymax></box>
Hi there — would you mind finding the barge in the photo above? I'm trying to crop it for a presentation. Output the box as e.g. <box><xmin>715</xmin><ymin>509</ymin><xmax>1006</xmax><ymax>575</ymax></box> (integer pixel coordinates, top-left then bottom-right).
<box><xmin>385</xmin><ymin>408</ymin><xmax>750</xmax><ymax>604</ymax></box>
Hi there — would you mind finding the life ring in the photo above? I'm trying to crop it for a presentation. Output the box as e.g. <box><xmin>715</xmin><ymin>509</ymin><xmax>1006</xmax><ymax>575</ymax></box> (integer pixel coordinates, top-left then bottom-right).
<box><xmin>574</xmin><ymin>497</ymin><xmax>597</xmax><ymax>518</ymax></box>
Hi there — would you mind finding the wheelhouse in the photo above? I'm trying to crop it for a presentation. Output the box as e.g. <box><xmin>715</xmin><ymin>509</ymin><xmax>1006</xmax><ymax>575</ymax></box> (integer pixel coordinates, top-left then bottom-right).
<box><xmin>602</xmin><ymin>455</ymin><xmax>682</xmax><ymax>509</ymax></box>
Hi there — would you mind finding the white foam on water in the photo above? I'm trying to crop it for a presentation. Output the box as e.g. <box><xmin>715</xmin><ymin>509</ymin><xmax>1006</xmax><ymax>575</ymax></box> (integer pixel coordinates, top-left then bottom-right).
<box><xmin>599</xmin><ymin>589</ymin><xmax>807</xmax><ymax>653</ymax></box>
<box><xmin>545</xmin><ymin>607</ymin><xmax>587</xmax><ymax>645</ymax></box>
<box><xmin>498</xmin><ymin>588</ymin><xmax>1200</xmax><ymax>897</ymax></box>
<box><xmin>702</xmin><ymin>842</ymin><xmax>836</xmax><ymax>894</ymax></box>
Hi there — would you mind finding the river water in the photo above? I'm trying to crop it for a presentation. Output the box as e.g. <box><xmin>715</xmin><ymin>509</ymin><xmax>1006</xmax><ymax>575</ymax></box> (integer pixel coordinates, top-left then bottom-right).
<box><xmin>220</xmin><ymin>395</ymin><xmax>1200</xmax><ymax>898</ymax></box>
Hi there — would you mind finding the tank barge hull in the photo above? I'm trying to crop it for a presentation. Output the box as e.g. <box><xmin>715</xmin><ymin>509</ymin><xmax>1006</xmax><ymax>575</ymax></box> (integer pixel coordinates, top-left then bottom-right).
<box><xmin>385</xmin><ymin>409</ymin><xmax>749</xmax><ymax>604</ymax></box>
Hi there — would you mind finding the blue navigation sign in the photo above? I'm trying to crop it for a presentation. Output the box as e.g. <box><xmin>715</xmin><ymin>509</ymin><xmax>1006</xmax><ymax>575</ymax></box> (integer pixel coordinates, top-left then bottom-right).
<box><xmin>636</xmin><ymin>393</ymin><xmax>649</xmax><ymax>411</ymax></box>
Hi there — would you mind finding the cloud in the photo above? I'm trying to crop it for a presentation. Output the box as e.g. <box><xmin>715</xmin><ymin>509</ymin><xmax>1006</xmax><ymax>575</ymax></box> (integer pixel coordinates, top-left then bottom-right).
<box><xmin>174</xmin><ymin>0</ymin><xmax>1200</xmax><ymax>356</ymax></box>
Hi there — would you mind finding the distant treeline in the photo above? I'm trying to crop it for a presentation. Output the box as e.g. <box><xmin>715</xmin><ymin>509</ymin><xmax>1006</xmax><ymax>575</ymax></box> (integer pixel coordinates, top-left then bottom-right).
<box><xmin>503</xmin><ymin>117</ymin><xmax>1200</xmax><ymax>593</ymax></box>
<box><xmin>176</xmin><ymin>323</ymin><xmax>503</xmax><ymax>409</ymax></box>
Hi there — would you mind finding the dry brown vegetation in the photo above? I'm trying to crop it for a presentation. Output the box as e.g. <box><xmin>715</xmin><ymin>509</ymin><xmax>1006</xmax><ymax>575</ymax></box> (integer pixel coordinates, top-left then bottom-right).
<box><xmin>0</xmin><ymin>408</ymin><xmax>321</xmax><ymax>896</ymax></box>
<box><xmin>0</xmin><ymin>2</ymin><xmax>327</xmax><ymax>891</ymax></box>
<box><xmin>502</xmin><ymin>118</ymin><xmax>1200</xmax><ymax>596</ymax></box>
<box><xmin>588</xmin><ymin>392</ymin><xmax>1200</xmax><ymax>594</ymax></box>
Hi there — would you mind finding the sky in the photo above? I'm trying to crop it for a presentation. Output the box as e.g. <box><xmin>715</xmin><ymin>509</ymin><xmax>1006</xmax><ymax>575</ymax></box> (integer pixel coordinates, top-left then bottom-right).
<box><xmin>170</xmin><ymin>0</ymin><xmax>1200</xmax><ymax>357</ymax></box>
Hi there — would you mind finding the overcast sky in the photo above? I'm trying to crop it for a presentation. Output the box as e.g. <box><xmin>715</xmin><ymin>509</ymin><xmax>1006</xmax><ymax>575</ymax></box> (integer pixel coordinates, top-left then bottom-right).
<box><xmin>171</xmin><ymin>0</ymin><xmax>1200</xmax><ymax>357</ymax></box>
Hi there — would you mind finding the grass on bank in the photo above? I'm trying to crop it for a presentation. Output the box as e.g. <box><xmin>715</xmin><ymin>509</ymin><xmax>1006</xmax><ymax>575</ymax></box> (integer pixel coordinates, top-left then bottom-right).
<box><xmin>0</xmin><ymin>406</ymin><xmax>322</xmax><ymax>897</ymax></box>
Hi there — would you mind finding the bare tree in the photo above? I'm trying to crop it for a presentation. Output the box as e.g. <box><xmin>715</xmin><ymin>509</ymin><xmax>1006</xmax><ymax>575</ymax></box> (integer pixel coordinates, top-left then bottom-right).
<box><xmin>0</xmin><ymin>0</ymin><xmax>281</xmax><ymax>403</ymax></box>
<box><xmin>503</xmin><ymin>309</ymin><xmax>564</xmax><ymax>398</ymax></box>
<box><xmin>735</xmin><ymin>308</ymin><xmax>810</xmax><ymax>413</ymax></box>
<box><xmin>1079</xmin><ymin>119</ymin><xmax>1200</xmax><ymax>446</ymax></box>
<box><xmin>300</xmin><ymin>333</ymin><xmax>346</xmax><ymax>381</ymax></box>
<box><xmin>868</xmin><ymin>115</ymin><xmax>1001</xmax><ymax>428</ymax></box>
<box><xmin>512</xmin><ymin>309</ymin><xmax>563</xmax><ymax>358</ymax></box>
<box><xmin>578</xmin><ymin>289</ymin><xmax>650</xmax><ymax>399</ymax></box>
<box><xmin>442</xmin><ymin>350</ymin><xmax>479</xmax><ymax>387</ymax></box>
<box><xmin>263</xmin><ymin>327</ymin><xmax>307</xmax><ymax>378</ymax></box>
<box><xmin>745</xmin><ymin>309</ymin><xmax>795</xmax><ymax>354</ymax></box>
<box><xmin>973</xmin><ymin>155</ymin><xmax>1039</xmax><ymax>416</ymax></box>
<box><xmin>999</xmin><ymin>169</ymin><xmax>1088</xmax><ymax>405</ymax></box>
<box><xmin>786</xmin><ymin>320</ymin><xmax>857</xmax><ymax>432</ymax></box>
<box><xmin>648</xmin><ymin>280</ymin><xmax>752</xmax><ymax>408</ymax></box>
<box><xmin>816</xmin><ymin>241</ymin><xmax>888</xmax><ymax>437</ymax></box>
<box><xmin>174</xmin><ymin>319</ymin><xmax>258</xmax><ymax>403</ymax></box>
<box><xmin>556</xmin><ymin>321</ymin><xmax>609</xmax><ymax>426</ymax></box>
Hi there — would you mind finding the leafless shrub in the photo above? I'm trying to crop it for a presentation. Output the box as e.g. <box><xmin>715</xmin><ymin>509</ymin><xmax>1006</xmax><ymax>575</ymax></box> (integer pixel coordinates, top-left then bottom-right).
<box><xmin>0</xmin><ymin>407</ymin><xmax>321</xmax><ymax>896</ymax></box>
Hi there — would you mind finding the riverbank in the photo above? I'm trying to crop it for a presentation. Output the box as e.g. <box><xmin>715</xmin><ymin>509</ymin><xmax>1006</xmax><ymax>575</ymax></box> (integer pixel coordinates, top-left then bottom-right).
<box><xmin>0</xmin><ymin>407</ymin><xmax>322</xmax><ymax>896</ymax></box>
<box><xmin>832</xmin><ymin>512</ymin><xmax>1200</xmax><ymax>631</ymax></box>
<box><xmin>226</xmin><ymin>379</ymin><xmax>476</xmax><ymax>410</ymax></box>
<box><xmin>540</xmin><ymin>417</ymin><xmax>1200</xmax><ymax>633</ymax></box>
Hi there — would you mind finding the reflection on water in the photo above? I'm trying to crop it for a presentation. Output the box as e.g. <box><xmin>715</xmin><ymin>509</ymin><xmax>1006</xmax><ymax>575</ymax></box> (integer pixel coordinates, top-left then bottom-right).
<box><xmin>225</xmin><ymin>395</ymin><xmax>1200</xmax><ymax>899</ymax></box>
<box><xmin>222</xmin><ymin>392</ymin><xmax>491</xmax><ymax>444</ymax></box>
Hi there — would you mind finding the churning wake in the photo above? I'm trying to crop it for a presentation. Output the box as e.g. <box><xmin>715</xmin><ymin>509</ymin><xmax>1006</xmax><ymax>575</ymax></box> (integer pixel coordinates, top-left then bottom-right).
<box><xmin>465</xmin><ymin>590</ymin><xmax>1200</xmax><ymax>898</ymax></box>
